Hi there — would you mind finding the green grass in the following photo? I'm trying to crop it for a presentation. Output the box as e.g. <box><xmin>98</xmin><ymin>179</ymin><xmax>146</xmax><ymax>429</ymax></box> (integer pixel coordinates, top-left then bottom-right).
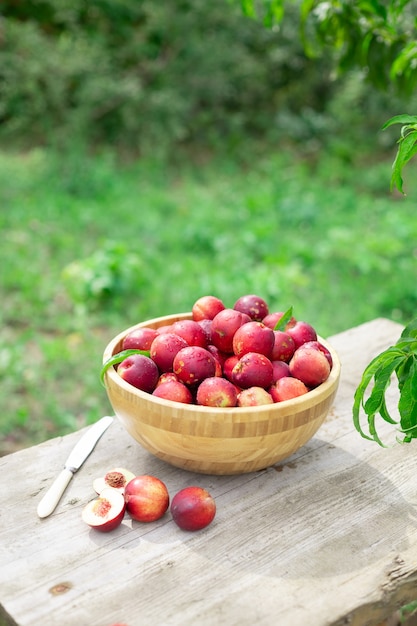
<box><xmin>1</xmin><ymin>145</ymin><xmax>416</xmax><ymax>454</ymax></box>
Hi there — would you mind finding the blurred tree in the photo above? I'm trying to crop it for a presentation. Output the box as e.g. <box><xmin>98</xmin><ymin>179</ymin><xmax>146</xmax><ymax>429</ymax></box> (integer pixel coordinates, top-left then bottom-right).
<box><xmin>0</xmin><ymin>0</ymin><xmax>416</xmax><ymax>160</ymax></box>
<box><xmin>0</xmin><ymin>0</ymin><xmax>339</xmax><ymax>154</ymax></box>
<box><xmin>237</xmin><ymin>0</ymin><xmax>417</xmax><ymax>94</ymax></box>
<box><xmin>236</xmin><ymin>0</ymin><xmax>417</xmax><ymax>189</ymax></box>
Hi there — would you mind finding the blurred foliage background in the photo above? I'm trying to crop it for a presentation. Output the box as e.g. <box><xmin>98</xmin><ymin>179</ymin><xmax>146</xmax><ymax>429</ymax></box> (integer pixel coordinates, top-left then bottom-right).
<box><xmin>1</xmin><ymin>0</ymin><xmax>417</xmax><ymax>453</ymax></box>
<box><xmin>1</xmin><ymin>0</ymin><xmax>416</xmax><ymax>157</ymax></box>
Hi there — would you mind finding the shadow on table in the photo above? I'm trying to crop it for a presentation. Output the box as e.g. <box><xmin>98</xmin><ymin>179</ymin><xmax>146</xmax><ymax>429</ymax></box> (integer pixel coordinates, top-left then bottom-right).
<box><xmin>180</xmin><ymin>439</ymin><xmax>417</xmax><ymax>580</ymax></box>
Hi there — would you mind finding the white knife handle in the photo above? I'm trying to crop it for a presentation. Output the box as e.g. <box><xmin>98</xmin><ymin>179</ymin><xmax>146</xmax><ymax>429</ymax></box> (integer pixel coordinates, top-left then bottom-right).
<box><xmin>37</xmin><ymin>468</ymin><xmax>74</xmax><ymax>518</ymax></box>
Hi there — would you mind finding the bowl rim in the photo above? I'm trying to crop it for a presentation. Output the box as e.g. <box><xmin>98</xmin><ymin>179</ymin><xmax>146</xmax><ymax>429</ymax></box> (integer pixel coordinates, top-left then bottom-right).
<box><xmin>103</xmin><ymin>312</ymin><xmax>341</xmax><ymax>416</ymax></box>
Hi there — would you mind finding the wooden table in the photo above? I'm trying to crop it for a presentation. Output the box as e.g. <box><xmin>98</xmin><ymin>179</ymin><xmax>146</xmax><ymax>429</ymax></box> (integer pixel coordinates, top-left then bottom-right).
<box><xmin>2</xmin><ymin>318</ymin><xmax>417</xmax><ymax>626</ymax></box>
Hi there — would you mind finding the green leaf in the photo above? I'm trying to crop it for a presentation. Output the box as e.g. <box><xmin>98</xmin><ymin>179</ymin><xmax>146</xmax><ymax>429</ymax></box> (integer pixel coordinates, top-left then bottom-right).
<box><xmin>239</xmin><ymin>0</ymin><xmax>256</xmax><ymax>18</ymax></box>
<box><xmin>388</xmin><ymin>0</ymin><xmax>412</xmax><ymax>20</ymax></box>
<box><xmin>353</xmin><ymin>321</ymin><xmax>417</xmax><ymax>445</ymax></box>
<box><xmin>389</xmin><ymin>127</ymin><xmax>417</xmax><ymax>193</ymax></box>
<box><xmin>363</xmin><ymin>355</ymin><xmax>403</xmax><ymax>415</ymax></box>
<box><xmin>396</xmin><ymin>357</ymin><xmax>411</xmax><ymax>389</ymax></box>
<box><xmin>261</xmin><ymin>0</ymin><xmax>285</xmax><ymax>26</ymax></box>
<box><xmin>299</xmin><ymin>0</ymin><xmax>319</xmax><ymax>56</ymax></box>
<box><xmin>390</xmin><ymin>42</ymin><xmax>417</xmax><ymax>81</ymax></box>
<box><xmin>381</xmin><ymin>114</ymin><xmax>417</xmax><ymax>130</ymax></box>
<box><xmin>367</xmin><ymin>411</ymin><xmax>387</xmax><ymax>447</ymax></box>
<box><xmin>300</xmin><ymin>0</ymin><xmax>316</xmax><ymax>21</ymax></box>
<box><xmin>353</xmin><ymin>348</ymin><xmax>405</xmax><ymax>444</ymax></box>
<box><xmin>400</xmin><ymin>600</ymin><xmax>417</xmax><ymax>620</ymax></box>
<box><xmin>394</xmin><ymin>338</ymin><xmax>417</xmax><ymax>352</ymax></box>
<box><xmin>379</xmin><ymin>397</ymin><xmax>398</xmax><ymax>425</ymax></box>
<box><xmin>401</xmin><ymin>318</ymin><xmax>417</xmax><ymax>339</ymax></box>
<box><xmin>237</xmin><ymin>0</ymin><xmax>284</xmax><ymax>25</ymax></box>
<box><xmin>398</xmin><ymin>358</ymin><xmax>417</xmax><ymax>441</ymax></box>
<box><xmin>353</xmin><ymin>355</ymin><xmax>387</xmax><ymax>440</ymax></box>
<box><xmin>404</xmin><ymin>357</ymin><xmax>417</xmax><ymax>400</ymax></box>
<box><xmin>100</xmin><ymin>349</ymin><xmax>150</xmax><ymax>386</ymax></box>
<box><xmin>357</xmin><ymin>0</ymin><xmax>387</xmax><ymax>20</ymax></box>
<box><xmin>274</xmin><ymin>306</ymin><xmax>294</xmax><ymax>331</ymax></box>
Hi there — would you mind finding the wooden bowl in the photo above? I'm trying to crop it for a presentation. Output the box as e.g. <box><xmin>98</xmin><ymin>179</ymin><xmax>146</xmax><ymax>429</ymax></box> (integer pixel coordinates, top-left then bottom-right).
<box><xmin>103</xmin><ymin>313</ymin><xmax>341</xmax><ymax>475</ymax></box>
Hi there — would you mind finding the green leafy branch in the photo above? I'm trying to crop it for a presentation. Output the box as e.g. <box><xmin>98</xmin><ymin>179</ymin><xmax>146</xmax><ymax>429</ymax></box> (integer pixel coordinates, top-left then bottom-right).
<box><xmin>400</xmin><ymin>600</ymin><xmax>417</xmax><ymax>622</ymax></box>
<box><xmin>238</xmin><ymin>0</ymin><xmax>284</xmax><ymax>26</ymax></box>
<box><xmin>353</xmin><ymin>319</ymin><xmax>417</xmax><ymax>445</ymax></box>
<box><xmin>382</xmin><ymin>115</ymin><xmax>417</xmax><ymax>194</ymax></box>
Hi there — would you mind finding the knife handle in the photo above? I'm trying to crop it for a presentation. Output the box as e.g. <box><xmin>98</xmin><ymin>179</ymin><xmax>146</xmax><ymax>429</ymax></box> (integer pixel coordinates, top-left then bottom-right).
<box><xmin>37</xmin><ymin>468</ymin><xmax>74</xmax><ymax>518</ymax></box>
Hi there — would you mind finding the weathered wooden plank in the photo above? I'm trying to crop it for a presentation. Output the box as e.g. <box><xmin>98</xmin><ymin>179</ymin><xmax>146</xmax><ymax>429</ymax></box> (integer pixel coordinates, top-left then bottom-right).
<box><xmin>1</xmin><ymin>317</ymin><xmax>416</xmax><ymax>626</ymax></box>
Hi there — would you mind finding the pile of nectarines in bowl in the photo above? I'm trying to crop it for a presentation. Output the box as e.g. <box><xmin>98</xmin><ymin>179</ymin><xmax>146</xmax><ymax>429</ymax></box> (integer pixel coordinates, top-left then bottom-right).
<box><xmin>102</xmin><ymin>295</ymin><xmax>341</xmax><ymax>475</ymax></box>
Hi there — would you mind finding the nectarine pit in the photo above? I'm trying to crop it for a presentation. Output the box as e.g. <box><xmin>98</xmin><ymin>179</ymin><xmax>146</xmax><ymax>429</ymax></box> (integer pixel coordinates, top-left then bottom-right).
<box><xmin>105</xmin><ymin>471</ymin><xmax>127</xmax><ymax>490</ymax></box>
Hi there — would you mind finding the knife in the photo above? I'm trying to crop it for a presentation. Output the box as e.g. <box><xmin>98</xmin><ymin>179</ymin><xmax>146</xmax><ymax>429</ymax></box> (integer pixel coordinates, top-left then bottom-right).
<box><xmin>37</xmin><ymin>415</ymin><xmax>114</xmax><ymax>519</ymax></box>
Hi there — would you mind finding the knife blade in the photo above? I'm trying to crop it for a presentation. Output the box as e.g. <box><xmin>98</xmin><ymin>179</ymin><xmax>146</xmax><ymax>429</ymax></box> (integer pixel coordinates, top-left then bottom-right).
<box><xmin>37</xmin><ymin>415</ymin><xmax>114</xmax><ymax>519</ymax></box>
